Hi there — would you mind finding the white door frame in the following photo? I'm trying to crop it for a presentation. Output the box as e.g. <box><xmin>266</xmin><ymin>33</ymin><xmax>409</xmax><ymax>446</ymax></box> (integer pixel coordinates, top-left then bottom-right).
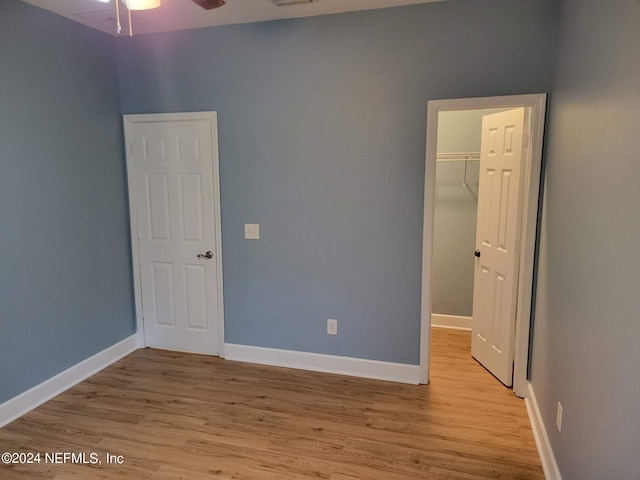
<box><xmin>420</xmin><ymin>94</ymin><xmax>546</xmax><ymax>398</ymax></box>
<box><xmin>123</xmin><ymin>111</ymin><xmax>225</xmax><ymax>356</ymax></box>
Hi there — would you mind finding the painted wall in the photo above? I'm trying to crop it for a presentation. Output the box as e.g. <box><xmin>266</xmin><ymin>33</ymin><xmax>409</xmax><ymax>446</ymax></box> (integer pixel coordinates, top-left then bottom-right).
<box><xmin>0</xmin><ymin>1</ymin><xmax>135</xmax><ymax>404</ymax></box>
<box><xmin>530</xmin><ymin>0</ymin><xmax>640</xmax><ymax>478</ymax></box>
<box><xmin>437</xmin><ymin>109</ymin><xmax>499</xmax><ymax>153</ymax></box>
<box><xmin>432</xmin><ymin>110</ymin><xmax>482</xmax><ymax>317</ymax></box>
<box><xmin>117</xmin><ymin>0</ymin><xmax>557</xmax><ymax>365</ymax></box>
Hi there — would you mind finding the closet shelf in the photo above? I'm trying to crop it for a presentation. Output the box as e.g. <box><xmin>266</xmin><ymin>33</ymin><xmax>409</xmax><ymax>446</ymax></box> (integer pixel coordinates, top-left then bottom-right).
<box><xmin>436</xmin><ymin>152</ymin><xmax>480</xmax><ymax>162</ymax></box>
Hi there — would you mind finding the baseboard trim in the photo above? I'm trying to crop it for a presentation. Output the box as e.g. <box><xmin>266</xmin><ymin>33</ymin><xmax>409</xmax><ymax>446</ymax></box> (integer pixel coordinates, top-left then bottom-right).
<box><xmin>525</xmin><ymin>382</ymin><xmax>562</xmax><ymax>480</ymax></box>
<box><xmin>224</xmin><ymin>343</ymin><xmax>420</xmax><ymax>385</ymax></box>
<box><xmin>431</xmin><ymin>313</ymin><xmax>472</xmax><ymax>330</ymax></box>
<box><xmin>0</xmin><ymin>335</ymin><xmax>138</xmax><ymax>428</ymax></box>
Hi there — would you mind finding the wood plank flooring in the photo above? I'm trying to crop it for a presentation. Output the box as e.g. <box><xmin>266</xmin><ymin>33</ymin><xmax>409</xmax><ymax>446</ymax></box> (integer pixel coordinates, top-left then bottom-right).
<box><xmin>0</xmin><ymin>328</ymin><xmax>543</xmax><ymax>479</ymax></box>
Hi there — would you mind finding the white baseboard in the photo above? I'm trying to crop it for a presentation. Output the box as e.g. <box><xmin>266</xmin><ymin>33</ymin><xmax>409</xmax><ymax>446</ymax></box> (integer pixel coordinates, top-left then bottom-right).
<box><xmin>224</xmin><ymin>343</ymin><xmax>420</xmax><ymax>385</ymax></box>
<box><xmin>431</xmin><ymin>313</ymin><xmax>472</xmax><ymax>330</ymax></box>
<box><xmin>525</xmin><ymin>382</ymin><xmax>562</xmax><ymax>480</ymax></box>
<box><xmin>0</xmin><ymin>335</ymin><xmax>138</xmax><ymax>428</ymax></box>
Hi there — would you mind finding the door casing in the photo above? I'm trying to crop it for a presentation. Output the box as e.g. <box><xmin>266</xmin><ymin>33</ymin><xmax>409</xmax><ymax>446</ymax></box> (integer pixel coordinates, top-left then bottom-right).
<box><xmin>123</xmin><ymin>111</ymin><xmax>225</xmax><ymax>356</ymax></box>
<box><xmin>420</xmin><ymin>94</ymin><xmax>547</xmax><ymax>398</ymax></box>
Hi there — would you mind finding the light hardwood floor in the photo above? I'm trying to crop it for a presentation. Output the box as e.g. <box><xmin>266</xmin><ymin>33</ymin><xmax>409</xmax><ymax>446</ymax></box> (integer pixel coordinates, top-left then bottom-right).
<box><xmin>0</xmin><ymin>328</ymin><xmax>543</xmax><ymax>479</ymax></box>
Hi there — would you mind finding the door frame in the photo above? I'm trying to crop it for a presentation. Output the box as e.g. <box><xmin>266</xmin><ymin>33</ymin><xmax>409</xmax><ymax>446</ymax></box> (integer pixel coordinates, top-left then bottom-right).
<box><xmin>123</xmin><ymin>111</ymin><xmax>225</xmax><ymax>356</ymax></box>
<box><xmin>419</xmin><ymin>94</ymin><xmax>547</xmax><ymax>397</ymax></box>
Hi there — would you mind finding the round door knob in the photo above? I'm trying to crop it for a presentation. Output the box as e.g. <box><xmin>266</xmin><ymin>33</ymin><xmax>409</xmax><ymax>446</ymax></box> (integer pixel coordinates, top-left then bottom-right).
<box><xmin>474</xmin><ymin>250</ymin><xmax>481</xmax><ymax>258</ymax></box>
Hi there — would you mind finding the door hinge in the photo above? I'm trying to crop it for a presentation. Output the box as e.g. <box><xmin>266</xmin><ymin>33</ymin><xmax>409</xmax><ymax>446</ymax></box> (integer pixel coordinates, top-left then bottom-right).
<box><xmin>129</xmin><ymin>142</ymin><xmax>134</xmax><ymax>154</ymax></box>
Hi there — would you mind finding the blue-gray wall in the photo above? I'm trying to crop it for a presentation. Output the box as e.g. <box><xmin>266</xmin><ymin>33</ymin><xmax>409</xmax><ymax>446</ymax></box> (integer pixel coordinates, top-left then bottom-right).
<box><xmin>0</xmin><ymin>1</ymin><xmax>135</xmax><ymax>403</ymax></box>
<box><xmin>117</xmin><ymin>0</ymin><xmax>558</xmax><ymax>365</ymax></box>
<box><xmin>530</xmin><ymin>0</ymin><xmax>640</xmax><ymax>478</ymax></box>
<box><xmin>5</xmin><ymin>0</ymin><xmax>640</xmax><ymax>475</ymax></box>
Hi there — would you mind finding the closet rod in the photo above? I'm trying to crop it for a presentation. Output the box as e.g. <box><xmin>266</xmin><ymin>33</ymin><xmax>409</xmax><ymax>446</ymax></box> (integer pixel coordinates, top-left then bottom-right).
<box><xmin>436</xmin><ymin>152</ymin><xmax>480</xmax><ymax>162</ymax></box>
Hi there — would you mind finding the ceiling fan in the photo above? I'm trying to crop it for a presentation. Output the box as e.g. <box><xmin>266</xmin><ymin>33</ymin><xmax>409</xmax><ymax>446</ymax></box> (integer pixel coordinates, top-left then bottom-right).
<box><xmin>116</xmin><ymin>0</ymin><xmax>226</xmax><ymax>11</ymax></box>
<box><xmin>109</xmin><ymin>0</ymin><xmax>313</xmax><ymax>35</ymax></box>
<box><xmin>190</xmin><ymin>0</ymin><xmax>226</xmax><ymax>9</ymax></box>
<box><xmin>110</xmin><ymin>0</ymin><xmax>226</xmax><ymax>36</ymax></box>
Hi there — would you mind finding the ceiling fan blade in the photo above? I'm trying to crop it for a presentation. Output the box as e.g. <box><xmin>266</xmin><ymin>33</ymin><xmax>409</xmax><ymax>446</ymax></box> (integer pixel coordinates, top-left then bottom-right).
<box><xmin>191</xmin><ymin>0</ymin><xmax>226</xmax><ymax>9</ymax></box>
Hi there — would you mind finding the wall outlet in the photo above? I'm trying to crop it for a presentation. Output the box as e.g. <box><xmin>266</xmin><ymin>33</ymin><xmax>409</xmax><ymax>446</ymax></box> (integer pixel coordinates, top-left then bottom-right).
<box><xmin>244</xmin><ymin>224</ymin><xmax>260</xmax><ymax>239</ymax></box>
<box><xmin>556</xmin><ymin>401</ymin><xmax>563</xmax><ymax>432</ymax></box>
<box><xmin>327</xmin><ymin>318</ymin><xmax>338</xmax><ymax>335</ymax></box>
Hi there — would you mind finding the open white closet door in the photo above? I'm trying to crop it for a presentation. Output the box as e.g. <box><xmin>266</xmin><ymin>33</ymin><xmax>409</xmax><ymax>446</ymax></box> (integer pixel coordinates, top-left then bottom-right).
<box><xmin>471</xmin><ymin>107</ymin><xmax>526</xmax><ymax>386</ymax></box>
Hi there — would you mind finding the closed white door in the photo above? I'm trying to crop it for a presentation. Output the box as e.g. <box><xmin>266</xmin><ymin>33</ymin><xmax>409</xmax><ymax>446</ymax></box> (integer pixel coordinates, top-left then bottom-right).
<box><xmin>471</xmin><ymin>108</ymin><xmax>526</xmax><ymax>386</ymax></box>
<box><xmin>126</xmin><ymin>113</ymin><xmax>223</xmax><ymax>355</ymax></box>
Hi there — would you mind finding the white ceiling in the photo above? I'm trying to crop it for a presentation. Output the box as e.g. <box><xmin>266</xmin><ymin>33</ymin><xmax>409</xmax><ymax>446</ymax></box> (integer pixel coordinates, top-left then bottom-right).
<box><xmin>22</xmin><ymin>0</ymin><xmax>444</xmax><ymax>36</ymax></box>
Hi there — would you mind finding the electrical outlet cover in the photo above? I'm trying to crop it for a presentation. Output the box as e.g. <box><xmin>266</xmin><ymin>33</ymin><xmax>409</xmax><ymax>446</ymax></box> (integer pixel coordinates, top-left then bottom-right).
<box><xmin>556</xmin><ymin>402</ymin><xmax>563</xmax><ymax>432</ymax></box>
<box><xmin>327</xmin><ymin>318</ymin><xmax>338</xmax><ymax>335</ymax></box>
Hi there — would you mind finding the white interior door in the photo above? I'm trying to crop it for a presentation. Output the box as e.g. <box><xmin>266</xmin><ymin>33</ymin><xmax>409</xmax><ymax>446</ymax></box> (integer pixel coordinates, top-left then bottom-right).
<box><xmin>471</xmin><ymin>107</ymin><xmax>526</xmax><ymax>386</ymax></box>
<box><xmin>126</xmin><ymin>114</ymin><xmax>222</xmax><ymax>355</ymax></box>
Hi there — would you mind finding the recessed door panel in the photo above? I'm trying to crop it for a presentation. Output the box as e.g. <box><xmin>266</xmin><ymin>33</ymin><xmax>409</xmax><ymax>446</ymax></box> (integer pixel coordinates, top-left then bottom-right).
<box><xmin>497</xmin><ymin>171</ymin><xmax>512</xmax><ymax>253</ymax></box>
<box><xmin>152</xmin><ymin>262</ymin><xmax>175</xmax><ymax>327</ymax></box>
<box><xmin>492</xmin><ymin>273</ymin><xmax>505</xmax><ymax>354</ymax></box>
<box><xmin>488</xmin><ymin>128</ymin><xmax>498</xmax><ymax>155</ymax></box>
<box><xmin>184</xmin><ymin>264</ymin><xmax>207</xmax><ymax>331</ymax></box>
<box><xmin>482</xmin><ymin>170</ymin><xmax>495</xmax><ymax>248</ymax></box>
<box><xmin>146</xmin><ymin>174</ymin><xmax>171</xmax><ymax>242</ymax></box>
<box><xmin>143</xmin><ymin>136</ymin><xmax>167</xmax><ymax>162</ymax></box>
<box><xmin>177</xmin><ymin>135</ymin><xmax>201</xmax><ymax>162</ymax></box>
<box><xmin>504</xmin><ymin>126</ymin><xmax>515</xmax><ymax>155</ymax></box>
<box><xmin>179</xmin><ymin>174</ymin><xmax>204</xmax><ymax>244</ymax></box>
<box><xmin>476</xmin><ymin>265</ymin><xmax>491</xmax><ymax>343</ymax></box>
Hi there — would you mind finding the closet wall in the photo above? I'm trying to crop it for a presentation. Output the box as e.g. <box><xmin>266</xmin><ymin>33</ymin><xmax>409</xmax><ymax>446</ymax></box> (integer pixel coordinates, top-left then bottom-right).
<box><xmin>432</xmin><ymin>109</ymin><xmax>504</xmax><ymax>320</ymax></box>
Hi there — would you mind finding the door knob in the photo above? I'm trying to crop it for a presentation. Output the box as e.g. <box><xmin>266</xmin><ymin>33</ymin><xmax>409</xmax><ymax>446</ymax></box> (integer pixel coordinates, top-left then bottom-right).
<box><xmin>474</xmin><ymin>250</ymin><xmax>481</xmax><ymax>258</ymax></box>
<box><xmin>197</xmin><ymin>251</ymin><xmax>214</xmax><ymax>259</ymax></box>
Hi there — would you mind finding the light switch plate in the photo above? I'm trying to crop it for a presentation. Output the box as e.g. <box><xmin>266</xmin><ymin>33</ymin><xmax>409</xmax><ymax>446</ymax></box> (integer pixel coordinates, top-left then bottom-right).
<box><xmin>245</xmin><ymin>224</ymin><xmax>260</xmax><ymax>239</ymax></box>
